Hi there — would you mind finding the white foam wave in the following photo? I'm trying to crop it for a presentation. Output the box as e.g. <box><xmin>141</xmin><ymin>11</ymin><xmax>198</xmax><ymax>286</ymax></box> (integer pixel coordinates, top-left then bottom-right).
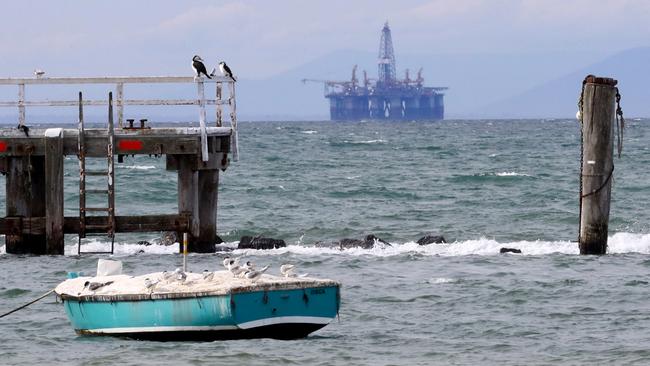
<box><xmin>427</xmin><ymin>277</ymin><xmax>456</xmax><ymax>284</ymax></box>
<box><xmin>117</xmin><ymin>165</ymin><xmax>157</xmax><ymax>170</ymax></box>
<box><xmin>302</xmin><ymin>130</ymin><xmax>318</xmax><ymax>134</ymax></box>
<box><xmin>495</xmin><ymin>172</ymin><xmax>530</xmax><ymax>177</ymax></box>
<box><xmin>3</xmin><ymin>233</ymin><xmax>650</xmax><ymax>257</ymax></box>
<box><xmin>344</xmin><ymin>139</ymin><xmax>386</xmax><ymax>144</ymax></box>
<box><xmin>65</xmin><ymin>239</ymin><xmax>179</xmax><ymax>256</ymax></box>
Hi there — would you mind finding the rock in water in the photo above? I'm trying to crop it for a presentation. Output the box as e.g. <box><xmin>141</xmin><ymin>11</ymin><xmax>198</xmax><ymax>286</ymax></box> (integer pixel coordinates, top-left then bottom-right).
<box><xmin>238</xmin><ymin>236</ymin><xmax>286</xmax><ymax>250</ymax></box>
<box><xmin>500</xmin><ymin>247</ymin><xmax>522</xmax><ymax>254</ymax></box>
<box><xmin>160</xmin><ymin>232</ymin><xmax>177</xmax><ymax>246</ymax></box>
<box><xmin>417</xmin><ymin>234</ymin><xmax>447</xmax><ymax>245</ymax></box>
<box><xmin>337</xmin><ymin>234</ymin><xmax>391</xmax><ymax>249</ymax></box>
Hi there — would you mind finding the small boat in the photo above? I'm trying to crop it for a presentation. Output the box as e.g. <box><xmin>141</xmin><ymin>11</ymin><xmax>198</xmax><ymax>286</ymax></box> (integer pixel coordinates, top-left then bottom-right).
<box><xmin>55</xmin><ymin>264</ymin><xmax>340</xmax><ymax>341</ymax></box>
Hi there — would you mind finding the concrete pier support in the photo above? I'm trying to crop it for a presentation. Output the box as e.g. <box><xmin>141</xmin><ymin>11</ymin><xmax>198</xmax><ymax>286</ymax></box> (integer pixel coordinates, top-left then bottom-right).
<box><xmin>579</xmin><ymin>75</ymin><xmax>618</xmax><ymax>255</ymax></box>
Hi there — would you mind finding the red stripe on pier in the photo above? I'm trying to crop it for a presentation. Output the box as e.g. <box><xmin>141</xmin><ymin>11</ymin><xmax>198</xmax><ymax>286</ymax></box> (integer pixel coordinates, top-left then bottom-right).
<box><xmin>0</xmin><ymin>141</ymin><xmax>7</xmax><ymax>152</ymax></box>
<box><xmin>118</xmin><ymin>140</ymin><xmax>143</xmax><ymax>151</ymax></box>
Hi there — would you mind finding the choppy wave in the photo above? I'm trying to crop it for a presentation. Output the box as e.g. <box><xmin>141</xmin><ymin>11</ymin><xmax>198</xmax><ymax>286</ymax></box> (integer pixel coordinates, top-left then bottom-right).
<box><xmin>117</xmin><ymin>165</ymin><xmax>157</xmax><ymax>170</ymax></box>
<box><xmin>5</xmin><ymin>232</ymin><xmax>648</xmax><ymax>257</ymax></box>
<box><xmin>495</xmin><ymin>171</ymin><xmax>530</xmax><ymax>177</ymax></box>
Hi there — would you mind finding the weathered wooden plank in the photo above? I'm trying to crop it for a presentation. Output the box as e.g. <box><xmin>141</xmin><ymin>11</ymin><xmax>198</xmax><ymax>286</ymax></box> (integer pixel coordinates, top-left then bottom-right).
<box><xmin>0</xmin><ymin>214</ymin><xmax>190</xmax><ymax>235</ymax></box>
<box><xmin>0</xmin><ymin>140</ymin><xmax>44</xmax><ymax>157</ymax></box>
<box><xmin>0</xmin><ymin>127</ymin><xmax>232</xmax><ymax>137</ymax></box>
<box><xmin>65</xmin><ymin>136</ymin><xmax>202</xmax><ymax>156</ymax></box>
<box><xmin>0</xmin><ymin>76</ymin><xmax>234</xmax><ymax>85</ymax></box>
<box><xmin>0</xmin><ymin>99</ymin><xmax>231</xmax><ymax>107</ymax></box>
<box><xmin>44</xmin><ymin>131</ymin><xmax>64</xmax><ymax>254</ymax></box>
<box><xmin>166</xmin><ymin>146</ymin><xmax>229</xmax><ymax>172</ymax></box>
<box><xmin>198</xmin><ymin>80</ymin><xmax>209</xmax><ymax>162</ymax></box>
<box><xmin>579</xmin><ymin>76</ymin><xmax>618</xmax><ymax>255</ymax></box>
<box><xmin>18</xmin><ymin>84</ymin><xmax>25</xmax><ymax>126</ymax></box>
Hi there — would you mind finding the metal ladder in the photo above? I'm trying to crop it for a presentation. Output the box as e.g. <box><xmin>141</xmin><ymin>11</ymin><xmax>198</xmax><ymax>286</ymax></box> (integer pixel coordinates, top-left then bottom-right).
<box><xmin>77</xmin><ymin>91</ymin><xmax>116</xmax><ymax>255</ymax></box>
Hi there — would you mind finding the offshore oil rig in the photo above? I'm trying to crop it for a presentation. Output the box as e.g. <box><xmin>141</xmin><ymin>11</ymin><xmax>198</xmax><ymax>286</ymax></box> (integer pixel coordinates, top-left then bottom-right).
<box><xmin>303</xmin><ymin>23</ymin><xmax>447</xmax><ymax>121</ymax></box>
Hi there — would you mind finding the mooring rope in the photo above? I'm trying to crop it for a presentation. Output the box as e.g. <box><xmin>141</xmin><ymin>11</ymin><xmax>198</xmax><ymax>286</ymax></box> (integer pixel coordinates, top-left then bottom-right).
<box><xmin>0</xmin><ymin>289</ymin><xmax>55</xmax><ymax>319</ymax></box>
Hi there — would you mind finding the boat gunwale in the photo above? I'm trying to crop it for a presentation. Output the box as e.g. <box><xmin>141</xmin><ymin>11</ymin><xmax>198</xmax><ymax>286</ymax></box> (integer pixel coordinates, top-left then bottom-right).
<box><xmin>57</xmin><ymin>280</ymin><xmax>340</xmax><ymax>302</ymax></box>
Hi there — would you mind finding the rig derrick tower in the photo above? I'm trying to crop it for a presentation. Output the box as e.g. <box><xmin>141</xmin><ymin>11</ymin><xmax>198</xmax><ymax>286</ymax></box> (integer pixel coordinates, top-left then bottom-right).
<box><xmin>304</xmin><ymin>23</ymin><xmax>448</xmax><ymax>121</ymax></box>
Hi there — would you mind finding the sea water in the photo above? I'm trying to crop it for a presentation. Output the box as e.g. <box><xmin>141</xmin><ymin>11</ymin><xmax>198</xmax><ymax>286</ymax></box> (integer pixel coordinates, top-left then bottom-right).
<box><xmin>1</xmin><ymin>119</ymin><xmax>650</xmax><ymax>365</ymax></box>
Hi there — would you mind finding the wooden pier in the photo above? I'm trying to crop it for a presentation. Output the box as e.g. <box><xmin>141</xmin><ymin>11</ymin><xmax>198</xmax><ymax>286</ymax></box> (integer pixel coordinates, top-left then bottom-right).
<box><xmin>0</xmin><ymin>75</ymin><xmax>237</xmax><ymax>254</ymax></box>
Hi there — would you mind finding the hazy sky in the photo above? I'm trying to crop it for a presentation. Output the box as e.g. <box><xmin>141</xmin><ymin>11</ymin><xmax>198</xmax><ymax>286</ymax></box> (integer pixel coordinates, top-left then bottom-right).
<box><xmin>2</xmin><ymin>0</ymin><xmax>650</xmax><ymax>80</ymax></box>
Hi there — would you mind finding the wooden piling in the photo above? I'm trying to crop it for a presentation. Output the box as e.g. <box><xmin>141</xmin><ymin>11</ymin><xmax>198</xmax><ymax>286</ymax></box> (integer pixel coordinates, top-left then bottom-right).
<box><xmin>177</xmin><ymin>155</ymin><xmax>199</xmax><ymax>251</ymax></box>
<box><xmin>44</xmin><ymin>130</ymin><xmax>64</xmax><ymax>254</ymax></box>
<box><xmin>196</xmin><ymin>169</ymin><xmax>219</xmax><ymax>253</ymax></box>
<box><xmin>578</xmin><ymin>75</ymin><xmax>618</xmax><ymax>255</ymax></box>
<box><xmin>5</xmin><ymin>156</ymin><xmax>46</xmax><ymax>254</ymax></box>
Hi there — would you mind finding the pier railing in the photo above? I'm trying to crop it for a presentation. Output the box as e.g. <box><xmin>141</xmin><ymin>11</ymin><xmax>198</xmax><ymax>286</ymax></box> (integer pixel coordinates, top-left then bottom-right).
<box><xmin>0</xmin><ymin>76</ymin><xmax>238</xmax><ymax>161</ymax></box>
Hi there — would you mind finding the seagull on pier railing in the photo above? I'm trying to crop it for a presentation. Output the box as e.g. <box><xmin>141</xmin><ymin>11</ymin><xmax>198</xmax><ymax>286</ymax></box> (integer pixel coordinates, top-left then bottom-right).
<box><xmin>219</xmin><ymin>61</ymin><xmax>236</xmax><ymax>82</ymax></box>
<box><xmin>192</xmin><ymin>55</ymin><xmax>212</xmax><ymax>79</ymax></box>
<box><xmin>16</xmin><ymin>124</ymin><xmax>29</xmax><ymax>137</ymax></box>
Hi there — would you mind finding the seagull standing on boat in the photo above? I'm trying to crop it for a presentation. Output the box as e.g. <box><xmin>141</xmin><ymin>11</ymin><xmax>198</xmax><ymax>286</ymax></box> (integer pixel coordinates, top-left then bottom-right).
<box><xmin>244</xmin><ymin>265</ymin><xmax>269</xmax><ymax>282</ymax></box>
<box><xmin>144</xmin><ymin>278</ymin><xmax>158</xmax><ymax>290</ymax></box>
<box><xmin>222</xmin><ymin>257</ymin><xmax>232</xmax><ymax>269</ymax></box>
<box><xmin>219</xmin><ymin>61</ymin><xmax>236</xmax><ymax>81</ymax></box>
<box><xmin>242</xmin><ymin>261</ymin><xmax>255</xmax><ymax>271</ymax></box>
<box><xmin>192</xmin><ymin>55</ymin><xmax>212</xmax><ymax>79</ymax></box>
<box><xmin>225</xmin><ymin>258</ymin><xmax>245</xmax><ymax>277</ymax></box>
<box><xmin>202</xmin><ymin>270</ymin><xmax>215</xmax><ymax>281</ymax></box>
<box><xmin>280</xmin><ymin>264</ymin><xmax>295</xmax><ymax>277</ymax></box>
<box><xmin>174</xmin><ymin>268</ymin><xmax>187</xmax><ymax>282</ymax></box>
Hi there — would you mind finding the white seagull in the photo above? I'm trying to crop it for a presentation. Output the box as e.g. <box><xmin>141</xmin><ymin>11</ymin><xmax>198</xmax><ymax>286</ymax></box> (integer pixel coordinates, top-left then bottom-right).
<box><xmin>219</xmin><ymin>61</ymin><xmax>236</xmax><ymax>81</ymax></box>
<box><xmin>243</xmin><ymin>265</ymin><xmax>269</xmax><ymax>282</ymax></box>
<box><xmin>280</xmin><ymin>264</ymin><xmax>295</xmax><ymax>277</ymax></box>
<box><xmin>192</xmin><ymin>55</ymin><xmax>212</xmax><ymax>79</ymax></box>
<box><xmin>242</xmin><ymin>260</ymin><xmax>256</xmax><ymax>271</ymax></box>
<box><xmin>202</xmin><ymin>270</ymin><xmax>215</xmax><ymax>281</ymax></box>
<box><xmin>225</xmin><ymin>258</ymin><xmax>245</xmax><ymax>277</ymax></box>
<box><xmin>144</xmin><ymin>277</ymin><xmax>158</xmax><ymax>290</ymax></box>
<box><xmin>174</xmin><ymin>268</ymin><xmax>187</xmax><ymax>282</ymax></box>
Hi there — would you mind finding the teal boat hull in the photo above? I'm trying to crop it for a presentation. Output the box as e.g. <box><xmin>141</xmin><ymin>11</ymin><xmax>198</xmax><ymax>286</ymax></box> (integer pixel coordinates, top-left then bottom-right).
<box><xmin>61</xmin><ymin>285</ymin><xmax>340</xmax><ymax>341</ymax></box>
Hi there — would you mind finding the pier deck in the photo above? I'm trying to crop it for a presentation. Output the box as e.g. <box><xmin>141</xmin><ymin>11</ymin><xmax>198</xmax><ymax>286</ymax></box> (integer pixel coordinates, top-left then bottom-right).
<box><xmin>0</xmin><ymin>75</ymin><xmax>237</xmax><ymax>255</ymax></box>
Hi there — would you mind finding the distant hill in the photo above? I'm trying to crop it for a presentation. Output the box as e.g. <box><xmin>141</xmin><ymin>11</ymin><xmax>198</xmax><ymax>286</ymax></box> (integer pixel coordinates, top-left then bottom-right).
<box><xmin>478</xmin><ymin>47</ymin><xmax>650</xmax><ymax>118</ymax></box>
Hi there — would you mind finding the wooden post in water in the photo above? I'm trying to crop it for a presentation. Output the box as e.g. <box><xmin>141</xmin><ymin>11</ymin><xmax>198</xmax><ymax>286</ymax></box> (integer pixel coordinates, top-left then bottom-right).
<box><xmin>578</xmin><ymin>75</ymin><xmax>618</xmax><ymax>255</ymax></box>
<box><xmin>5</xmin><ymin>156</ymin><xmax>46</xmax><ymax>254</ymax></box>
<box><xmin>196</xmin><ymin>169</ymin><xmax>219</xmax><ymax>253</ymax></box>
<box><xmin>177</xmin><ymin>155</ymin><xmax>199</xmax><ymax>251</ymax></box>
<box><xmin>44</xmin><ymin>129</ymin><xmax>64</xmax><ymax>254</ymax></box>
